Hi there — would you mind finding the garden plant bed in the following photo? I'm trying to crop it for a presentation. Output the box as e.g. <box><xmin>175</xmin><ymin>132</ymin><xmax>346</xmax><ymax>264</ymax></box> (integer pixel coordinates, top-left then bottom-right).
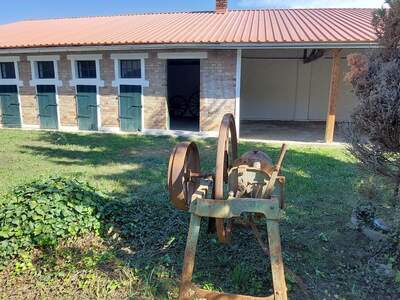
<box><xmin>0</xmin><ymin>129</ymin><xmax>397</xmax><ymax>299</ymax></box>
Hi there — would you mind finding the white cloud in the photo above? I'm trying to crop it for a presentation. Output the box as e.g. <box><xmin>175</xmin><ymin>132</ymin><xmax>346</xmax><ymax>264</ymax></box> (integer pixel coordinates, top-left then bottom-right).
<box><xmin>237</xmin><ymin>0</ymin><xmax>385</xmax><ymax>8</ymax></box>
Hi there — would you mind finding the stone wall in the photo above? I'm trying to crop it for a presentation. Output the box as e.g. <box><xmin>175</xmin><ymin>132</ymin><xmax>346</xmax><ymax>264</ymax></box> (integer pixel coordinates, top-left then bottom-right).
<box><xmin>200</xmin><ymin>50</ymin><xmax>237</xmax><ymax>131</ymax></box>
<box><xmin>143</xmin><ymin>51</ymin><xmax>168</xmax><ymax>130</ymax></box>
<box><xmin>58</xmin><ymin>54</ymin><xmax>77</xmax><ymax>127</ymax></box>
<box><xmin>4</xmin><ymin>49</ymin><xmax>238</xmax><ymax>133</ymax></box>
<box><xmin>99</xmin><ymin>53</ymin><xmax>119</xmax><ymax>129</ymax></box>
<box><xmin>19</xmin><ymin>55</ymin><xmax>38</xmax><ymax>126</ymax></box>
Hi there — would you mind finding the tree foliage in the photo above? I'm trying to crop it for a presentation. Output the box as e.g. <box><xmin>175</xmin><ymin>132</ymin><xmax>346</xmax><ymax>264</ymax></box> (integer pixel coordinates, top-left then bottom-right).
<box><xmin>346</xmin><ymin>0</ymin><xmax>400</xmax><ymax>201</ymax></box>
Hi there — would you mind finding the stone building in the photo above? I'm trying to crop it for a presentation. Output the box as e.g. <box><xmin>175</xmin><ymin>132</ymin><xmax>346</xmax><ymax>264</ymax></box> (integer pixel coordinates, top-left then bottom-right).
<box><xmin>0</xmin><ymin>1</ymin><xmax>378</xmax><ymax>142</ymax></box>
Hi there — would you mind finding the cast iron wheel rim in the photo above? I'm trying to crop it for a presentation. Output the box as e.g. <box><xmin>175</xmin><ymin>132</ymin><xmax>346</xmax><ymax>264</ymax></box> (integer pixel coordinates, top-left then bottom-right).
<box><xmin>168</xmin><ymin>141</ymin><xmax>201</xmax><ymax>210</ymax></box>
<box><xmin>214</xmin><ymin>113</ymin><xmax>238</xmax><ymax>243</ymax></box>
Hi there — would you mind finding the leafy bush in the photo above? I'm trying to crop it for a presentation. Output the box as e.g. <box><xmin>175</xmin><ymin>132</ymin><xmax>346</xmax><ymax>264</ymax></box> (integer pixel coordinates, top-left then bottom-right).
<box><xmin>346</xmin><ymin>0</ymin><xmax>400</xmax><ymax>267</ymax></box>
<box><xmin>0</xmin><ymin>177</ymin><xmax>108</xmax><ymax>267</ymax></box>
<box><xmin>346</xmin><ymin>0</ymin><xmax>400</xmax><ymax>201</ymax></box>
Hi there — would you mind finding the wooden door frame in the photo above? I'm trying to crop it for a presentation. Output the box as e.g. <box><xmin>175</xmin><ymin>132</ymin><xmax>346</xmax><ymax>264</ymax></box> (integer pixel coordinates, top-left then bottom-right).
<box><xmin>75</xmin><ymin>85</ymin><xmax>100</xmax><ymax>131</ymax></box>
<box><xmin>0</xmin><ymin>85</ymin><xmax>22</xmax><ymax>128</ymax></box>
<box><xmin>35</xmin><ymin>84</ymin><xmax>60</xmax><ymax>129</ymax></box>
<box><xmin>117</xmin><ymin>84</ymin><xmax>144</xmax><ymax>132</ymax></box>
<box><xmin>0</xmin><ymin>56</ymin><xmax>24</xmax><ymax>127</ymax></box>
<box><xmin>112</xmin><ymin>53</ymin><xmax>148</xmax><ymax>132</ymax></box>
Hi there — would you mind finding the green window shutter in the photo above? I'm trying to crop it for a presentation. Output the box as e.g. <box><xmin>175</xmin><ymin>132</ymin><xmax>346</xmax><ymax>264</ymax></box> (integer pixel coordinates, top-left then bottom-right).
<box><xmin>76</xmin><ymin>85</ymin><xmax>98</xmax><ymax>131</ymax></box>
<box><xmin>37</xmin><ymin>85</ymin><xmax>58</xmax><ymax>129</ymax></box>
<box><xmin>0</xmin><ymin>85</ymin><xmax>21</xmax><ymax>128</ymax></box>
<box><xmin>119</xmin><ymin>85</ymin><xmax>142</xmax><ymax>132</ymax></box>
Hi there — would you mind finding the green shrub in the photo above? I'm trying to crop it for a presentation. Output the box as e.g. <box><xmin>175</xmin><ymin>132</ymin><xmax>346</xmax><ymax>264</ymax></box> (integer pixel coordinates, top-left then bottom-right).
<box><xmin>0</xmin><ymin>176</ymin><xmax>108</xmax><ymax>267</ymax></box>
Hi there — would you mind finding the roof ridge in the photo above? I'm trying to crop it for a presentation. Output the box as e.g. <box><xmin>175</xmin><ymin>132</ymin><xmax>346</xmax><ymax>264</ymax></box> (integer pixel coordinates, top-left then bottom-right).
<box><xmin>10</xmin><ymin>7</ymin><xmax>376</xmax><ymax>24</ymax></box>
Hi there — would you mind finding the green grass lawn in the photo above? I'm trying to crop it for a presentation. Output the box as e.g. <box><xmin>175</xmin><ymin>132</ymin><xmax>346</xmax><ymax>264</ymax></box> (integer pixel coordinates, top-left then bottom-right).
<box><xmin>0</xmin><ymin>129</ymin><xmax>396</xmax><ymax>299</ymax></box>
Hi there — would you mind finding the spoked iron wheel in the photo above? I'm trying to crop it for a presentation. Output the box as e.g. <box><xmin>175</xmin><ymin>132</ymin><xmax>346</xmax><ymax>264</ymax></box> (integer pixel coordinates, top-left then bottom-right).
<box><xmin>168</xmin><ymin>141</ymin><xmax>201</xmax><ymax>210</ymax></box>
<box><xmin>214</xmin><ymin>113</ymin><xmax>238</xmax><ymax>243</ymax></box>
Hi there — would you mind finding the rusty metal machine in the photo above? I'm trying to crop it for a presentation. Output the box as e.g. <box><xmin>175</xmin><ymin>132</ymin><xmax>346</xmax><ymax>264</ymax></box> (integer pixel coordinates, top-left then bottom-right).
<box><xmin>168</xmin><ymin>113</ymin><xmax>288</xmax><ymax>300</ymax></box>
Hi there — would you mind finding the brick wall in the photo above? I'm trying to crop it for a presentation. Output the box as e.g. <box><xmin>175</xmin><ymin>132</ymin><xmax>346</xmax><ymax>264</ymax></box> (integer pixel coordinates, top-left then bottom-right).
<box><xmin>99</xmin><ymin>53</ymin><xmax>119</xmax><ymax>129</ymax></box>
<box><xmin>200</xmin><ymin>50</ymin><xmax>237</xmax><ymax>131</ymax></box>
<box><xmin>19</xmin><ymin>55</ymin><xmax>38</xmax><ymax>126</ymax></box>
<box><xmin>143</xmin><ymin>51</ymin><xmax>168</xmax><ymax>130</ymax></box>
<box><xmin>10</xmin><ymin>48</ymin><xmax>237</xmax><ymax>133</ymax></box>
<box><xmin>58</xmin><ymin>54</ymin><xmax>77</xmax><ymax>127</ymax></box>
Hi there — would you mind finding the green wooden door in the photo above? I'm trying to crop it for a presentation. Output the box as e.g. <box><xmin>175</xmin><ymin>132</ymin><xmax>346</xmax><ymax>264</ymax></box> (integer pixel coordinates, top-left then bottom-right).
<box><xmin>37</xmin><ymin>85</ymin><xmax>58</xmax><ymax>129</ymax></box>
<box><xmin>0</xmin><ymin>85</ymin><xmax>21</xmax><ymax>128</ymax></box>
<box><xmin>119</xmin><ymin>85</ymin><xmax>142</xmax><ymax>132</ymax></box>
<box><xmin>76</xmin><ymin>85</ymin><xmax>98</xmax><ymax>131</ymax></box>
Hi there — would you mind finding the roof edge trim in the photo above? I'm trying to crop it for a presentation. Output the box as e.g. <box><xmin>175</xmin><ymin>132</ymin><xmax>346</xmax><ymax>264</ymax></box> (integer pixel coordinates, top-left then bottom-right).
<box><xmin>0</xmin><ymin>42</ymin><xmax>379</xmax><ymax>54</ymax></box>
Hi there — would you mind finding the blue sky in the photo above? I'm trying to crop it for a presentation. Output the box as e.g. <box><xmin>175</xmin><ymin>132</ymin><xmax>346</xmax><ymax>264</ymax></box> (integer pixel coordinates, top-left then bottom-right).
<box><xmin>1</xmin><ymin>0</ymin><xmax>385</xmax><ymax>24</ymax></box>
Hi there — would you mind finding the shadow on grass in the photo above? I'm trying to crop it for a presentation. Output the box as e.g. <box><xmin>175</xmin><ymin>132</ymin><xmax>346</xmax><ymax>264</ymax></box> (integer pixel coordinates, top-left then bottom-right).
<box><xmin>20</xmin><ymin>131</ymin><xmax>374</xmax><ymax>299</ymax></box>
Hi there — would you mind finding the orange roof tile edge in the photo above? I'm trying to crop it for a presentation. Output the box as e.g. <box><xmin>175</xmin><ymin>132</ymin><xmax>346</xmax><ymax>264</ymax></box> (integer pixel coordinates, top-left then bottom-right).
<box><xmin>0</xmin><ymin>8</ymin><xmax>378</xmax><ymax>49</ymax></box>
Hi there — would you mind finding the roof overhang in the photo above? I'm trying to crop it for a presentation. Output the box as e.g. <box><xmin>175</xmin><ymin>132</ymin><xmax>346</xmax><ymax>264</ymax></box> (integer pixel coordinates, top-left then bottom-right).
<box><xmin>0</xmin><ymin>42</ymin><xmax>379</xmax><ymax>54</ymax></box>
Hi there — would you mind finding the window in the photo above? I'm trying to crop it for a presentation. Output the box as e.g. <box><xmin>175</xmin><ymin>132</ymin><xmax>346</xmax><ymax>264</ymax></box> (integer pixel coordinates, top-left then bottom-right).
<box><xmin>111</xmin><ymin>53</ymin><xmax>148</xmax><ymax>88</ymax></box>
<box><xmin>120</xmin><ymin>60</ymin><xmax>141</xmax><ymax>79</ymax></box>
<box><xmin>77</xmin><ymin>60</ymin><xmax>97</xmax><ymax>79</ymax></box>
<box><xmin>0</xmin><ymin>62</ymin><xmax>16</xmax><ymax>79</ymax></box>
<box><xmin>37</xmin><ymin>61</ymin><xmax>55</xmax><ymax>79</ymax></box>
<box><xmin>27</xmin><ymin>55</ymin><xmax>61</xmax><ymax>87</ymax></box>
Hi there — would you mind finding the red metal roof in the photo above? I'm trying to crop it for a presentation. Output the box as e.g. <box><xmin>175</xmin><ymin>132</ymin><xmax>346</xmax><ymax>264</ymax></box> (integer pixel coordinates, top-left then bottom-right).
<box><xmin>0</xmin><ymin>8</ymin><xmax>377</xmax><ymax>49</ymax></box>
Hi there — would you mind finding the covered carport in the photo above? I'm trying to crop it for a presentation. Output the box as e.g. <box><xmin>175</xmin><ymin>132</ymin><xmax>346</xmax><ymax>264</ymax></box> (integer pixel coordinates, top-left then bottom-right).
<box><xmin>238</xmin><ymin>48</ymin><xmax>358</xmax><ymax>143</ymax></box>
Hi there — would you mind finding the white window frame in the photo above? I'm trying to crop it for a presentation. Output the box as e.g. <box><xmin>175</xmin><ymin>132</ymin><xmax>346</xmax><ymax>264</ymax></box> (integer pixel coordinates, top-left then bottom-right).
<box><xmin>0</xmin><ymin>56</ymin><xmax>24</xmax><ymax>127</ymax></box>
<box><xmin>27</xmin><ymin>55</ymin><xmax>62</xmax><ymax>87</ymax></box>
<box><xmin>111</xmin><ymin>53</ymin><xmax>149</xmax><ymax>87</ymax></box>
<box><xmin>0</xmin><ymin>56</ymin><xmax>23</xmax><ymax>86</ymax></box>
<box><xmin>111</xmin><ymin>53</ymin><xmax>149</xmax><ymax>132</ymax></box>
<box><xmin>28</xmin><ymin>55</ymin><xmax>62</xmax><ymax>129</ymax></box>
<box><xmin>67</xmin><ymin>54</ymin><xmax>103</xmax><ymax>131</ymax></box>
<box><xmin>67</xmin><ymin>54</ymin><xmax>104</xmax><ymax>87</ymax></box>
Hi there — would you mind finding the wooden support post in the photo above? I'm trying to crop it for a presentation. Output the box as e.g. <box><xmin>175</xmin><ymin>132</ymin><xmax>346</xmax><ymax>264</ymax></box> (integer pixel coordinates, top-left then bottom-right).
<box><xmin>325</xmin><ymin>49</ymin><xmax>341</xmax><ymax>143</ymax></box>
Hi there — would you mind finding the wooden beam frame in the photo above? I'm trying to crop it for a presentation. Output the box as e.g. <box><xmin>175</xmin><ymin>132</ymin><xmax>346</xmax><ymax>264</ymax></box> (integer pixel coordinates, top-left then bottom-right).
<box><xmin>325</xmin><ymin>48</ymin><xmax>342</xmax><ymax>143</ymax></box>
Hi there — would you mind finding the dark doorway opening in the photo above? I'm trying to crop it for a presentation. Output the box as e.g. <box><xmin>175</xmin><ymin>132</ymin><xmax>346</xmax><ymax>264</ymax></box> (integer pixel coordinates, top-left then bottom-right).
<box><xmin>167</xmin><ymin>59</ymin><xmax>200</xmax><ymax>131</ymax></box>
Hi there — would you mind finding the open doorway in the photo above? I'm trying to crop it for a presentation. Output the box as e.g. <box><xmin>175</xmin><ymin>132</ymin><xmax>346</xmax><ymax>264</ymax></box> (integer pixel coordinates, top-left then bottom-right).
<box><xmin>167</xmin><ymin>59</ymin><xmax>200</xmax><ymax>131</ymax></box>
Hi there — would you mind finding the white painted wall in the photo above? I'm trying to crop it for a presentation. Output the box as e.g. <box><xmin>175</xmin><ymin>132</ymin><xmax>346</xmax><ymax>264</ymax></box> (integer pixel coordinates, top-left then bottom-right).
<box><xmin>240</xmin><ymin>49</ymin><xmax>362</xmax><ymax>122</ymax></box>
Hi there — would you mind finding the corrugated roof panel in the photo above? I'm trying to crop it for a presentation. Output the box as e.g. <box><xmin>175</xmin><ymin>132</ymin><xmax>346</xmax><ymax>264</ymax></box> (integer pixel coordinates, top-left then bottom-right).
<box><xmin>276</xmin><ymin>10</ymin><xmax>295</xmax><ymax>42</ymax></box>
<box><xmin>0</xmin><ymin>8</ymin><xmax>377</xmax><ymax>49</ymax></box>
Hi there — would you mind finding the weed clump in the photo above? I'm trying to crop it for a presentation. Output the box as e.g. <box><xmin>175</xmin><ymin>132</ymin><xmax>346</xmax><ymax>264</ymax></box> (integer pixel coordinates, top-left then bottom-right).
<box><xmin>0</xmin><ymin>176</ymin><xmax>108</xmax><ymax>268</ymax></box>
